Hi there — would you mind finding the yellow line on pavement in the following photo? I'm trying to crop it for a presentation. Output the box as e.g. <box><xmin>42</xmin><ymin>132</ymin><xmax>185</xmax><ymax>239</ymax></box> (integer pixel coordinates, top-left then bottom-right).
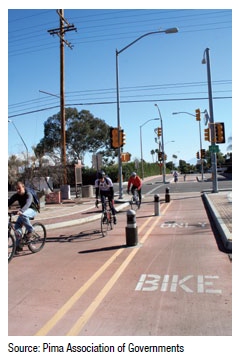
<box><xmin>66</xmin><ymin>203</ymin><xmax>171</xmax><ymax>336</ymax></box>
<box><xmin>34</xmin><ymin>215</ymin><xmax>154</xmax><ymax>336</ymax></box>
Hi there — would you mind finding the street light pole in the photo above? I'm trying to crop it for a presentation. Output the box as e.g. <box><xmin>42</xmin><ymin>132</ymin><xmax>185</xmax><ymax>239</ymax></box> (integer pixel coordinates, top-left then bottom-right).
<box><xmin>140</xmin><ymin>118</ymin><xmax>158</xmax><ymax>180</ymax></box>
<box><xmin>8</xmin><ymin>119</ymin><xmax>29</xmax><ymax>169</ymax></box>
<box><xmin>116</xmin><ymin>27</ymin><xmax>178</xmax><ymax>198</ymax></box>
<box><xmin>154</xmin><ymin>104</ymin><xmax>166</xmax><ymax>183</ymax></box>
<box><xmin>172</xmin><ymin>111</ymin><xmax>205</xmax><ymax>181</ymax></box>
<box><xmin>202</xmin><ymin>48</ymin><xmax>218</xmax><ymax>193</ymax></box>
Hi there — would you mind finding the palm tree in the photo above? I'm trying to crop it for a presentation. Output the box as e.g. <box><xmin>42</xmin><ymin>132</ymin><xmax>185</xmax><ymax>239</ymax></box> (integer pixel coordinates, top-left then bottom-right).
<box><xmin>150</xmin><ymin>149</ymin><xmax>155</xmax><ymax>162</ymax></box>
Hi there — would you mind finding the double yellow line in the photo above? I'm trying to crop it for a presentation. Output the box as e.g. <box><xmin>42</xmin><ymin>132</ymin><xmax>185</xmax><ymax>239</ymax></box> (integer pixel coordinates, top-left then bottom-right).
<box><xmin>35</xmin><ymin>203</ymin><xmax>171</xmax><ymax>336</ymax></box>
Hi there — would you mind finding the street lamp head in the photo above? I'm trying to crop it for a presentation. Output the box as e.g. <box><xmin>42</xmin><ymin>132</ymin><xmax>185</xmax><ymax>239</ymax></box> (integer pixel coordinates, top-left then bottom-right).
<box><xmin>172</xmin><ymin>112</ymin><xmax>178</xmax><ymax>115</ymax></box>
<box><xmin>165</xmin><ymin>27</ymin><xmax>179</xmax><ymax>34</ymax></box>
<box><xmin>202</xmin><ymin>48</ymin><xmax>209</xmax><ymax>64</ymax></box>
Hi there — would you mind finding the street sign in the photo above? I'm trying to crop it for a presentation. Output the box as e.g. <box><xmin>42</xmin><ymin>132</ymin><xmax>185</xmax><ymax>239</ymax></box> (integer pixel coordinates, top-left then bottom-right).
<box><xmin>209</xmin><ymin>144</ymin><xmax>219</xmax><ymax>153</ymax></box>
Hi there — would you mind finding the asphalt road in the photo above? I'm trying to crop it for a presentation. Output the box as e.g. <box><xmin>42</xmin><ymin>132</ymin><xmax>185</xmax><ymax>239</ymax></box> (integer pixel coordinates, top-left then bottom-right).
<box><xmin>121</xmin><ymin>173</ymin><xmax>232</xmax><ymax>196</ymax></box>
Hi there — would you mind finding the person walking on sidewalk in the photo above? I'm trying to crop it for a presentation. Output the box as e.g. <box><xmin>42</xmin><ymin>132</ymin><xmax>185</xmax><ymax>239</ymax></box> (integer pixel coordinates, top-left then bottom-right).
<box><xmin>127</xmin><ymin>172</ymin><xmax>142</xmax><ymax>204</ymax></box>
<box><xmin>95</xmin><ymin>170</ymin><xmax>117</xmax><ymax>224</ymax></box>
<box><xmin>8</xmin><ymin>181</ymin><xmax>38</xmax><ymax>252</ymax></box>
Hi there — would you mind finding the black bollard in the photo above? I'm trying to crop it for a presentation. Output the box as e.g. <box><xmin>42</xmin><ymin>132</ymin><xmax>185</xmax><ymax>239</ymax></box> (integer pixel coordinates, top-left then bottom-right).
<box><xmin>126</xmin><ymin>210</ymin><xmax>138</xmax><ymax>246</ymax></box>
<box><xmin>165</xmin><ymin>187</ymin><xmax>170</xmax><ymax>203</ymax></box>
<box><xmin>154</xmin><ymin>194</ymin><xmax>160</xmax><ymax>216</ymax></box>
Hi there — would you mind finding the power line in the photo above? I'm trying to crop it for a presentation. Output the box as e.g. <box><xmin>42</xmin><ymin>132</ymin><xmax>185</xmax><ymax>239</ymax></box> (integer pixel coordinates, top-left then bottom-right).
<box><xmin>8</xmin><ymin>79</ymin><xmax>231</xmax><ymax>115</ymax></box>
<box><xmin>8</xmin><ymin>9</ymin><xmax>231</xmax><ymax>57</ymax></box>
<box><xmin>8</xmin><ymin>95</ymin><xmax>232</xmax><ymax>119</ymax></box>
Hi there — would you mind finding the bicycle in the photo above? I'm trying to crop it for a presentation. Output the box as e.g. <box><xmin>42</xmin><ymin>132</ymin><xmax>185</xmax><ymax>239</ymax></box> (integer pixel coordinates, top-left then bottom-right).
<box><xmin>8</xmin><ymin>230</ymin><xmax>16</xmax><ymax>263</ymax></box>
<box><xmin>8</xmin><ymin>212</ymin><xmax>47</xmax><ymax>261</ymax></box>
<box><xmin>96</xmin><ymin>197</ymin><xmax>115</xmax><ymax>237</ymax></box>
<box><xmin>130</xmin><ymin>188</ymin><xmax>141</xmax><ymax>211</ymax></box>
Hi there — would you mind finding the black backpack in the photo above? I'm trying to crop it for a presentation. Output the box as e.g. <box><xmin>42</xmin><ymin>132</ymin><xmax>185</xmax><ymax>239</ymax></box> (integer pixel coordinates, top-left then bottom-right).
<box><xmin>26</xmin><ymin>187</ymin><xmax>40</xmax><ymax>212</ymax></box>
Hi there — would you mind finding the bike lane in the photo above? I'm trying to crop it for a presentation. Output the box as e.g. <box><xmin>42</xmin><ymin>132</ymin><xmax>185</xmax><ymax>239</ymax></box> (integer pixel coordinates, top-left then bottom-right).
<box><xmin>73</xmin><ymin>193</ymin><xmax>231</xmax><ymax>336</ymax></box>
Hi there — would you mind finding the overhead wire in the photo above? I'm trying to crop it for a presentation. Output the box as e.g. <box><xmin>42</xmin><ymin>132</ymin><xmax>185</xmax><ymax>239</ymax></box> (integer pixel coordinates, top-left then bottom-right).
<box><xmin>8</xmin><ymin>9</ymin><xmax>232</xmax><ymax>118</ymax></box>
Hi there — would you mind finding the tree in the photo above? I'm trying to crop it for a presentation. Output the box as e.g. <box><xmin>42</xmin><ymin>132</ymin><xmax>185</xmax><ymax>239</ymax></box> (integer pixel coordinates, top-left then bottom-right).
<box><xmin>67</xmin><ymin>109</ymin><xmax>110</xmax><ymax>161</ymax></box>
<box><xmin>150</xmin><ymin>149</ymin><xmax>155</xmax><ymax>162</ymax></box>
<box><xmin>36</xmin><ymin>108</ymin><xmax>112</xmax><ymax>165</ymax></box>
<box><xmin>8</xmin><ymin>155</ymin><xmax>23</xmax><ymax>188</ymax></box>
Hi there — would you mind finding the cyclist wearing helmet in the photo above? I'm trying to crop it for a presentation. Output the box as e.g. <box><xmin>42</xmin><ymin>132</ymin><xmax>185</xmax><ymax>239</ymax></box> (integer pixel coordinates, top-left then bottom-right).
<box><xmin>95</xmin><ymin>170</ymin><xmax>117</xmax><ymax>224</ymax></box>
<box><xmin>127</xmin><ymin>172</ymin><xmax>142</xmax><ymax>204</ymax></box>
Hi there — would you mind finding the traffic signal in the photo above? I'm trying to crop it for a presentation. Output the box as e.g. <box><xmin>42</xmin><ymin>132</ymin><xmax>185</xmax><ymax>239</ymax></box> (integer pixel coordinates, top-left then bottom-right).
<box><xmin>164</xmin><ymin>154</ymin><xmax>167</xmax><ymax>161</ymax></box>
<box><xmin>126</xmin><ymin>153</ymin><xmax>131</xmax><ymax>162</ymax></box>
<box><xmin>157</xmin><ymin>127</ymin><xmax>162</xmax><ymax>137</ymax></box>
<box><xmin>196</xmin><ymin>151</ymin><xmax>200</xmax><ymax>159</ymax></box>
<box><xmin>119</xmin><ymin>130</ymin><xmax>126</xmax><ymax>147</ymax></box>
<box><xmin>195</xmin><ymin>108</ymin><xmax>201</xmax><ymax>121</ymax></box>
<box><xmin>158</xmin><ymin>151</ymin><xmax>163</xmax><ymax>161</ymax></box>
<box><xmin>214</xmin><ymin>122</ymin><xmax>225</xmax><ymax>143</ymax></box>
<box><xmin>204</xmin><ymin>128</ymin><xmax>210</xmax><ymax>142</ymax></box>
<box><xmin>201</xmin><ymin>149</ymin><xmax>206</xmax><ymax>159</ymax></box>
<box><xmin>121</xmin><ymin>152</ymin><xmax>131</xmax><ymax>162</ymax></box>
<box><xmin>110</xmin><ymin>127</ymin><xmax>119</xmax><ymax>149</ymax></box>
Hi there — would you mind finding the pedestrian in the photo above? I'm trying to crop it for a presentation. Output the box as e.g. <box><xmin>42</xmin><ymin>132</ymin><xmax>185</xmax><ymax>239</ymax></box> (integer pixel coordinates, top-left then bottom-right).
<box><xmin>95</xmin><ymin>170</ymin><xmax>117</xmax><ymax>224</ymax></box>
<box><xmin>8</xmin><ymin>181</ymin><xmax>38</xmax><ymax>252</ymax></box>
<box><xmin>127</xmin><ymin>172</ymin><xmax>142</xmax><ymax>204</ymax></box>
<box><xmin>173</xmin><ymin>171</ymin><xmax>178</xmax><ymax>183</ymax></box>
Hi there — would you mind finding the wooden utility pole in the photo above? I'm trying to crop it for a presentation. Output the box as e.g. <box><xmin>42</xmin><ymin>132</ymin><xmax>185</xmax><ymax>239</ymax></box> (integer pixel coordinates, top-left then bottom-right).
<box><xmin>48</xmin><ymin>9</ymin><xmax>77</xmax><ymax>184</ymax></box>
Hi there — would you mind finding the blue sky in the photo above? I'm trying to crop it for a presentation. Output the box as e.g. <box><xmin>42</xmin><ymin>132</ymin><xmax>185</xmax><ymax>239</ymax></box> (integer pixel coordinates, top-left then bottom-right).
<box><xmin>8</xmin><ymin>6</ymin><xmax>232</xmax><ymax>168</ymax></box>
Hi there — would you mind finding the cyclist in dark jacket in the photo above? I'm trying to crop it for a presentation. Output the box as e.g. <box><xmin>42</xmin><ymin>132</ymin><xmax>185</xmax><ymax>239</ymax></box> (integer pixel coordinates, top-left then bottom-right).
<box><xmin>8</xmin><ymin>181</ymin><xmax>37</xmax><ymax>251</ymax></box>
<box><xmin>95</xmin><ymin>171</ymin><xmax>117</xmax><ymax>224</ymax></box>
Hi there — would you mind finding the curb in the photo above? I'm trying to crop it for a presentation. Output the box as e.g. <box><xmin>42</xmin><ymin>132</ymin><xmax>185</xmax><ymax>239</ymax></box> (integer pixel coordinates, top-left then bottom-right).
<box><xmin>44</xmin><ymin>201</ymin><xmax>130</xmax><ymax>230</ymax></box>
<box><xmin>202</xmin><ymin>192</ymin><xmax>232</xmax><ymax>251</ymax></box>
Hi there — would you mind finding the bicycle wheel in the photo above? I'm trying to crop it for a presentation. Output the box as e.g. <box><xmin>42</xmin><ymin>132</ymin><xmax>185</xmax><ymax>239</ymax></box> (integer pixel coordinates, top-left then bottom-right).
<box><xmin>101</xmin><ymin>210</ymin><xmax>113</xmax><ymax>236</ymax></box>
<box><xmin>101</xmin><ymin>213</ymin><xmax>108</xmax><ymax>237</ymax></box>
<box><xmin>8</xmin><ymin>233</ymin><xmax>16</xmax><ymax>263</ymax></box>
<box><xmin>130</xmin><ymin>195</ymin><xmax>140</xmax><ymax>211</ymax></box>
<box><xmin>28</xmin><ymin>222</ymin><xmax>46</xmax><ymax>253</ymax></box>
<box><xmin>107</xmin><ymin>211</ymin><xmax>113</xmax><ymax>231</ymax></box>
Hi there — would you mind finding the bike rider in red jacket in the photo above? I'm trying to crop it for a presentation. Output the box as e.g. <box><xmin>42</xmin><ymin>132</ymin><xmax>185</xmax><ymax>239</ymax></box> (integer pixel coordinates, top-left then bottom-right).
<box><xmin>127</xmin><ymin>172</ymin><xmax>142</xmax><ymax>204</ymax></box>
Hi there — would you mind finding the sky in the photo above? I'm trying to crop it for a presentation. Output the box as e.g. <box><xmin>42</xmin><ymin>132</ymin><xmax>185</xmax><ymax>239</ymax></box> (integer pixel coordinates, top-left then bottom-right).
<box><xmin>7</xmin><ymin>4</ymin><xmax>232</xmax><ymax>169</ymax></box>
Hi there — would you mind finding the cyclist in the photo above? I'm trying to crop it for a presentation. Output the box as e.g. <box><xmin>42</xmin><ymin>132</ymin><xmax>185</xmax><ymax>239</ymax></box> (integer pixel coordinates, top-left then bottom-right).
<box><xmin>95</xmin><ymin>171</ymin><xmax>117</xmax><ymax>224</ymax></box>
<box><xmin>173</xmin><ymin>171</ymin><xmax>178</xmax><ymax>183</ymax></box>
<box><xmin>8</xmin><ymin>181</ymin><xmax>38</xmax><ymax>252</ymax></box>
<box><xmin>127</xmin><ymin>172</ymin><xmax>142</xmax><ymax>204</ymax></box>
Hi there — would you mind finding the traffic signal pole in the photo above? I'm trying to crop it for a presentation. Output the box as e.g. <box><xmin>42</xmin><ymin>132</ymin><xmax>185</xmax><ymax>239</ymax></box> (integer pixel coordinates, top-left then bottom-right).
<box><xmin>202</xmin><ymin>48</ymin><xmax>218</xmax><ymax>193</ymax></box>
<box><xmin>198</xmin><ymin>118</ymin><xmax>204</xmax><ymax>181</ymax></box>
<box><xmin>155</xmin><ymin>104</ymin><xmax>166</xmax><ymax>184</ymax></box>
